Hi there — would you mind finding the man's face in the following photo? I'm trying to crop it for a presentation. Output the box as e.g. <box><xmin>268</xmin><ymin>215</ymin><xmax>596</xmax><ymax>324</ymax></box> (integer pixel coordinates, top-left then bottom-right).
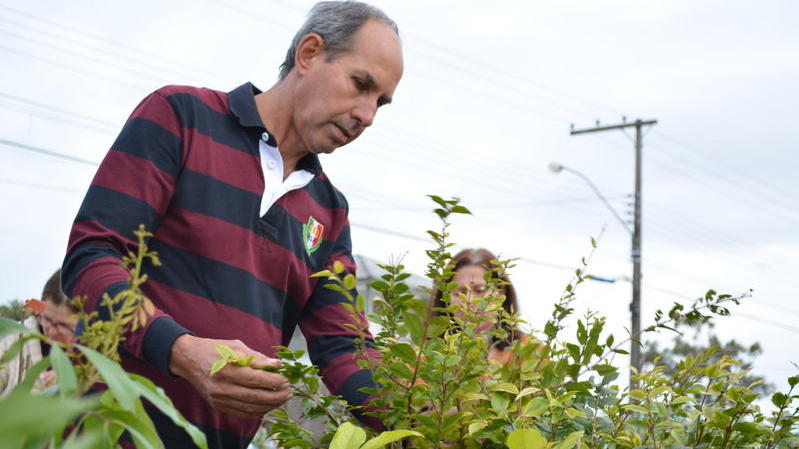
<box><xmin>40</xmin><ymin>299</ymin><xmax>77</xmax><ymax>344</ymax></box>
<box><xmin>294</xmin><ymin>19</ymin><xmax>404</xmax><ymax>154</ymax></box>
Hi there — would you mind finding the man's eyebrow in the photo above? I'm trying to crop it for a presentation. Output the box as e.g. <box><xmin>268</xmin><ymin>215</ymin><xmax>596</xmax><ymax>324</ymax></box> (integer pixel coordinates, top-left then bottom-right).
<box><xmin>363</xmin><ymin>72</ymin><xmax>392</xmax><ymax>106</ymax></box>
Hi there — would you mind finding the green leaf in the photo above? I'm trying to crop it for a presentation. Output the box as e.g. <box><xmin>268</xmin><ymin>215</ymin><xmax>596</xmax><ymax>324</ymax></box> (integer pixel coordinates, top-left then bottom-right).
<box><xmin>468</xmin><ymin>421</ymin><xmax>487</xmax><ymax>435</ymax></box>
<box><xmin>0</xmin><ymin>333</ymin><xmax>46</xmax><ymax>366</ymax></box>
<box><xmin>77</xmin><ymin>345</ymin><xmax>138</xmax><ymax>411</ymax></box>
<box><xmin>14</xmin><ymin>356</ymin><xmax>51</xmax><ymax>394</ymax></box>
<box><xmin>566</xmin><ymin>343</ymin><xmax>580</xmax><ymax>362</ymax></box>
<box><xmin>491</xmin><ymin>394</ymin><xmax>510</xmax><ymax>411</ymax></box>
<box><xmin>49</xmin><ymin>344</ymin><xmax>78</xmax><ymax>397</ymax></box>
<box><xmin>489</xmin><ymin>382</ymin><xmax>519</xmax><ymax>395</ymax></box>
<box><xmin>623</xmin><ymin>404</ymin><xmax>650</xmax><ymax>414</ymax></box>
<box><xmin>343</xmin><ymin>274</ymin><xmax>357</xmax><ymax>291</ymax></box>
<box><xmin>389</xmin><ymin>343</ymin><xmax>417</xmax><ymax>365</ymax></box>
<box><xmin>215</xmin><ymin>344</ymin><xmax>237</xmax><ymax>360</ymax></box>
<box><xmin>451</xmin><ymin>205</ymin><xmax>472</xmax><ymax>215</ymax></box>
<box><xmin>521</xmin><ymin>397</ymin><xmax>548</xmax><ymax>418</ymax></box>
<box><xmin>517</xmin><ymin>387</ymin><xmax>540</xmax><ymax>399</ymax></box>
<box><xmin>58</xmin><ymin>426</ymin><xmax>111</xmax><ymax>449</ymax></box>
<box><xmin>564</xmin><ymin>407</ymin><xmax>586</xmax><ymax>419</ymax></box>
<box><xmin>369</xmin><ymin>280</ymin><xmax>389</xmax><ymax>291</ymax></box>
<box><xmin>352</xmin><ymin>295</ymin><xmax>364</xmax><ymax>314</ymax></box>
<box><xmin>330</xmin><ymin>422</ymin><xmax>366</xmax><ymax>449</ymax></box>
<box><xmin>404</xmin><ymin>313</ymin><xmax>424</xmax><ymax>345</ymax></box>
<box><xmin>127</xmin><ymin>374</ymin><xmax>208</xmax><ymax>449</ymax></box>
<box><xmin>428</xmin><ymin>195</ymin><xmax>447</xmax><ymax>207</ymax></box>
<box><xmin>772</xmin><ymin>392</ymin><xmax>789</xmax><ymax>408</ymax></box>
<box><xmin>671</xmin><ymin>395</ymin><xmax>694</xmax><ymax>405</ymax></box>
<box><xmin>210</xmin><ymin>359</ymin><xmax>227</xmax><ymax>376</ymax></box>
<box><xmin>361</xmin><ymin>430</ymin><xmax>423</xmax><ymax>449</ymax></box>
<box><xmin>556</xmin><ymin>431</ymin><xmax>584</xmax><ymax>449</ymax></box>
<box><xmin>0</xmin><ymin>391</ymin><xmax>96</xmax><ymax>449</ymax></box>
<box><xmin>99</xmin><ymin>409</ymin><xmax>162</xmax><ymax>449</ymax></box>
<box><xmin>506</xmin><ymin>428</ymin><xmax>548</xmax><ymax>449</ymax></box>
<box><xmin>0</xmin><ymin>317</ymin><xmax>33</xmax><ymax>339</ymax></box>
<box><xmin>733</xmin><ymin>421</ymin><xmax>762</xmax><ymax>437</ymax></box>
<box><xmin>789</xmin><ymin>376</ymin><xmax>799</xmax><ymax>388</ymax></box>
<box><xmin>593</xmin><ymin>364</ymin><xmax>617</xmax><ymax>377</ymax></box>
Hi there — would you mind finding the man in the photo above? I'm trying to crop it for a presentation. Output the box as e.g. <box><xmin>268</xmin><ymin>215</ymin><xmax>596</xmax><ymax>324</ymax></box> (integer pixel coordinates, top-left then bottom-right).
<box><xmin>61</xmin><ymin>2</ymin><xmax>403</xmax><ymax>448</ymax></box>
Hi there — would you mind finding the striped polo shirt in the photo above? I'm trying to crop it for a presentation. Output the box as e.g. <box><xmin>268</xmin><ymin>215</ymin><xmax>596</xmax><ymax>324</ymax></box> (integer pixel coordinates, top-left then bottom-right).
<box><xmin>62</xmin><ymin>82</ymin><xmax>379</xmax><ymax>448</ymax></box>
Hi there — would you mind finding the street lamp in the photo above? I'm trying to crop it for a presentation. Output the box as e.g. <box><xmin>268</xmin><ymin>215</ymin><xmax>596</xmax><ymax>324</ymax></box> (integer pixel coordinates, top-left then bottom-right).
<box><xmin>548</xmin><ymin>162</ymin><xmax>631</xmax><ymax>235</ymax></box>
<box><xmin>549</xmin><ymin>161</ymin><xmax>642</xmax><ymax>389</ymax></box>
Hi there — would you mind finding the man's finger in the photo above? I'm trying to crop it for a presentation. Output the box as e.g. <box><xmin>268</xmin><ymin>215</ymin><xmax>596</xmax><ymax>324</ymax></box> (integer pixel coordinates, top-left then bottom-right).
<box><xmin>214</xmin><ymin>396</ymin><xmax>285</xmax><ymax>418</ymax></box>
<box><xmin>215</xmin><ymin>364</ymin><xmax>290</xmax><ymax>390</ymax></box>
<box><xmin>208</xmin><ymin>385</ymin><xmax>293</xmax><ymax>416</ymax></box>
<box><xmin>209</xmin><ymin>382</ymin><xmax>293</xmax><ymax>407</ymax></box>
<box><xmin>248</xmin><ymin>355</ymin><xmax>281</xmax><ymax>371</ymax></box>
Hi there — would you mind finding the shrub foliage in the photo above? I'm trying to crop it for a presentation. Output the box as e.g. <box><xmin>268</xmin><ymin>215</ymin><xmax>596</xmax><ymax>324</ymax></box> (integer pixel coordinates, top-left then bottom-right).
<box><xmin>261</xmin><ymin>196</ymin><xmax>799</xmax><ymax>449</ymax></box>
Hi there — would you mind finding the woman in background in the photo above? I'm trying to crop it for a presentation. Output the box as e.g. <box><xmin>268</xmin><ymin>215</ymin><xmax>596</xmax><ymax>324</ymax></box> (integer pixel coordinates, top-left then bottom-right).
<box><xmin>431</xmin><ymin>248</ymin><xmax>525</xmax><ymax>361</ymax></box>
<box><xmin>36</xmin><ymin>269</ymin><xmax>78</xmax><ymax>389</ymax></box>
<box><xmin>0</xmin><ymin>269</ymin><xmax>75</xmax><ymax>395</ymax></box>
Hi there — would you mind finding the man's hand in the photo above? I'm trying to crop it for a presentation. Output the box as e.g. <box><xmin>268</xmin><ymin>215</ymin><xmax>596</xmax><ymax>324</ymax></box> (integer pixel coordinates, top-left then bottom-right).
<box><xmin>169</xmin><ymin>334</ymin><xmax>293</xmax><ymax>418</ymax></box>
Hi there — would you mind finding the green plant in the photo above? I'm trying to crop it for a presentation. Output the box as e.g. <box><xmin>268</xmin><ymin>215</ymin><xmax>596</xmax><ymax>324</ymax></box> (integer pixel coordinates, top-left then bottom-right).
<box><xmin>0</xmin><ymin>225</ymin><xmax>207</xmax><ymax>449</ymax></box>
<box><xmin>244</xmin><ymin>195</ymin><xmax>798</xmax><ymax>448</ymax></box>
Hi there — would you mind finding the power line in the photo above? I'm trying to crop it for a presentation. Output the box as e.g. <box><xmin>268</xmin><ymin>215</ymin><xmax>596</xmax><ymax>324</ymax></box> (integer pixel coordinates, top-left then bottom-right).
<box><xmin>0</xmin><ymin>16</ymin><xmax>224</xmax><ymax>86</ymax></box>
<box><xmin>0</xmin><ymin>86</ymin><xmax>619</xmax><ymax>226</ymax></box>
<box><xmin>0</xmin><ymin>138</ymin><xmax>99</xmax><ymax>166</ymax></box>
<box><xmin>643</xmin><ymin>141</ymin><xmax>799</xmax><ymax>226</ymax></box>
<box><xmin>0</xmin><ymin>103</ymin><xmax>117</xmax><ymax>136</ymax></box>
<box><xmin>259</xmin><ymin>0</ymin><xmax>625</xmax><ymax>121</ymax></box>
<box><xmin>0</xmin><ymin>12</ymin><xmax>596</xmax><ymax>205</ymax></box>
<box><xmin>0</xmin><ymin>92</ymin><xmax>118</xmax><ymax>129</ymax></box>
<box><xmin>0</xmin><ymin>4</ymin><xmax>228</xmax><ymax>83</ymax></box>
<box><xmin>0</xmin><ymin>177</ymin><xmax>84</xmax><ymax>194</ymax></box>
<box><xmin>0</xmin><ymin>28</ymin><xmax>176</xmax><ymax>87</ymax></box>
<box><xmin>0</xmin><ymin>45</ymin><xmax>149</xmax><ymax>92</ymax></box>
<box><xmin>206</xmin><ymin>0</ymin><xmax>604</xmax><ymax>126</ymax></box>
<box><xmin>654</xmin><ymin>131</ymin><xmax>799</xmax><ymax>207</ymax></box>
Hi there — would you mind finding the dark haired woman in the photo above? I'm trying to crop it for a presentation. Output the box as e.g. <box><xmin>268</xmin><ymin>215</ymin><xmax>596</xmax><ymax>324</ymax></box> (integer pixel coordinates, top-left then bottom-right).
<box><xmin>431</xmin><ymin>248</ymin><xmax>529</xmax><ymax>362</ymax></box>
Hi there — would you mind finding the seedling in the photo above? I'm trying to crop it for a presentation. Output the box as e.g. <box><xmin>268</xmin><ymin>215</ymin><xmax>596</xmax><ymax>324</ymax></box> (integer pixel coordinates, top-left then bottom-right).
<box><xmin>210</xmin><ymin>344</ymin><xmax>278</xmax><ymax>376</ymax></box>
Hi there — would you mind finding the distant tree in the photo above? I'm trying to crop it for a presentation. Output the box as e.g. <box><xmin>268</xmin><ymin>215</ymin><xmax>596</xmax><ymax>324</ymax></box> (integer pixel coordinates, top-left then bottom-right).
<box><xmin>0</xmin><ymin>299</ymin><xmax>27</xmax><ymax>322</ymax></box>
<box><xmin>643</xmin><ymin>320</ymin><xmax>772</xmax><ymax>395</ymax></box>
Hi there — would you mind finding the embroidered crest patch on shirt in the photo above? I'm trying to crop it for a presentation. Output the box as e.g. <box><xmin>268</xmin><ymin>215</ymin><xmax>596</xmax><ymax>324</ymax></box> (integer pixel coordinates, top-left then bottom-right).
<box><xmin>302</xmin><ymin>216</ymin><xmax>324</xmax><ymax>255</ymax></box>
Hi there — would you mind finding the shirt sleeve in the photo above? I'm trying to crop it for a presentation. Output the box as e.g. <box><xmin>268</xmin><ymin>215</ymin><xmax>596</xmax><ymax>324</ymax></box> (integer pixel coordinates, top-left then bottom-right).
<box><xmin>297</xmin><ymin>221</ymin><xmax>383</xmax><ymax>430</ymax></box>
<box><xmin>61</xmin><ymin>89</ymin><xmax>190</xmax><ymax>374</ymax></box>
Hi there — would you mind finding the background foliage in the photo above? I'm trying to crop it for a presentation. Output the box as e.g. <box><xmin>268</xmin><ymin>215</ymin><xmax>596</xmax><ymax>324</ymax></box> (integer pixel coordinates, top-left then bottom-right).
<box><xmin>261</xmin><ymin>196</ymin><xmax>799</xmax><ymax>449</ymax></box>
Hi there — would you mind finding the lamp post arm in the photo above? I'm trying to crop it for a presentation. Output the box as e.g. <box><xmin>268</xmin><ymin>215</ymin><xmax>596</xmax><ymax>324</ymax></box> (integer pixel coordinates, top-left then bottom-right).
<box><xmin>562</xmin><ymin>166</ymin><xmax>633</xmax><ymax>235</ymax></box>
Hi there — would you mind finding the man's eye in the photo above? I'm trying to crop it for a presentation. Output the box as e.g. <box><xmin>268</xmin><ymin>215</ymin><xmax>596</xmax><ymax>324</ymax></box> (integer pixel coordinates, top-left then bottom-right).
<box><xmin>353</xmin><ymin>78</ymin><xmax>368</xmax><ymax>92</ymax></box>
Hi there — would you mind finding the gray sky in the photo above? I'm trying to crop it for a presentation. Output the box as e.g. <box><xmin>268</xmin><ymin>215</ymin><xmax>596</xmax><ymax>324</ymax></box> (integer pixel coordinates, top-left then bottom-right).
<box><xmin>1</xmin><ymin>0</ymin><xmax>797</xmax><ymax>392</ymax></box>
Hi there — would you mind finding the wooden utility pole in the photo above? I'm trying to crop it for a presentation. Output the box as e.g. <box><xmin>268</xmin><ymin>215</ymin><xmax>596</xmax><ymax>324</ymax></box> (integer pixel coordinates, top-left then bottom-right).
<box><xmin>570</xmin><ymin>118</ymin><xmax>657</xmax><ymax>390</ymax></box>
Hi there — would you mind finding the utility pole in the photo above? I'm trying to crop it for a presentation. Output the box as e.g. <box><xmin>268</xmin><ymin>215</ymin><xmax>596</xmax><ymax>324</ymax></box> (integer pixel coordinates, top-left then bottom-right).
<box><xmin>570</xmin><ymin>118</ymin><xmax>657</xmax><ymax>390</ymax></box>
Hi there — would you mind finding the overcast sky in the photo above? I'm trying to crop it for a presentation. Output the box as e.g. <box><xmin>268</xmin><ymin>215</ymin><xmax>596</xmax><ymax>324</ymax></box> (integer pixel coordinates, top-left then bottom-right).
<box><xmin>1</xmin><ymin>0</ymin><xmax>797</xmax><ymax>393</ymax></box>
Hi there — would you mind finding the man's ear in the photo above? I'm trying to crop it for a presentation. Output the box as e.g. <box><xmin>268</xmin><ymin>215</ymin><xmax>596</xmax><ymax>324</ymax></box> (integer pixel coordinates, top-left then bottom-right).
<box><xmin>295</xmin><ymin>33</ymin><xmax>325</xmax><ymax>74</ymax></box>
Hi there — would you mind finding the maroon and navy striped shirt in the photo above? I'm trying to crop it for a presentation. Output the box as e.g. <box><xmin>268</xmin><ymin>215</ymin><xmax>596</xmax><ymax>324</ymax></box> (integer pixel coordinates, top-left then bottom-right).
<box><xmin>62</xmin><ymin>82</ymin><xmax>379</xmax><ymax>448</ymax></box>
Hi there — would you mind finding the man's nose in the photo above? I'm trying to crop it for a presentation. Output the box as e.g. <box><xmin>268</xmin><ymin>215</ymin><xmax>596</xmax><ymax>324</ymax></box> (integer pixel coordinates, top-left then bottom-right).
<box><xmin>352</xmin><ymin>99</ymin><xmax>377</xmax><ymax>129</ymax></box>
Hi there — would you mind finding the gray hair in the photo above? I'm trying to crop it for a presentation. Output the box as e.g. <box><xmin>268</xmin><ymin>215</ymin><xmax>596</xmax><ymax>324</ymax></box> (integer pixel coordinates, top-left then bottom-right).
<box><xmin>278</xmin><ymin>1</ymin><xmax>399</xmax><ymax>80</ymax></box>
